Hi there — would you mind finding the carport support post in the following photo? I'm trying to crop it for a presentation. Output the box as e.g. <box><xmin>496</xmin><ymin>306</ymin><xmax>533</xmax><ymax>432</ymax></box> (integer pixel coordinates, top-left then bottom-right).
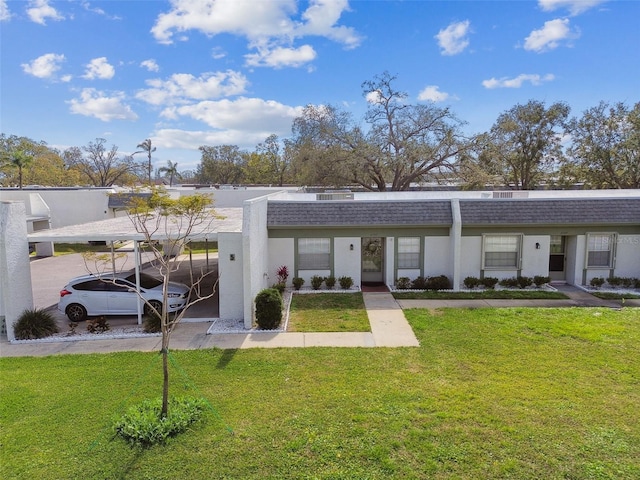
<box><xmin>134</xmin><ymin>240</ymin><xmax>143</xmax><ymax>325</ymax></box>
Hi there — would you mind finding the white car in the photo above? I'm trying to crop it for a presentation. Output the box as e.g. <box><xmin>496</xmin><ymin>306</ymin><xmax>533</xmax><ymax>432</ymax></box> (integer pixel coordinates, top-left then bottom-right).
<box><xmin>58</xmin><ymin>272</ymin><xmax>190</xmax><ymax>322</ymax></box>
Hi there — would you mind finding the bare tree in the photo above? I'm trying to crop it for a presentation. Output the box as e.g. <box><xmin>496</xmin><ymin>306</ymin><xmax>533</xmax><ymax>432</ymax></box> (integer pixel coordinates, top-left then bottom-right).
<box><xmin>64</xmin><ymin>138</ymin><xmax>139</xmax><ymax>187</ymax></box>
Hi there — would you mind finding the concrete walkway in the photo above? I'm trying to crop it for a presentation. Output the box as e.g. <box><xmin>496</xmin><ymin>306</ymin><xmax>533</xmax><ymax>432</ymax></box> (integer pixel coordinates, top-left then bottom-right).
<box><xmin>2</xmin><ymin>287</ymin><xmax>637</xmax><ymax>358</ymax></box>
<box><xmin>0</xmin><ymin>292</ymin><xmax>419</xmax><ymax>357</ymax></box>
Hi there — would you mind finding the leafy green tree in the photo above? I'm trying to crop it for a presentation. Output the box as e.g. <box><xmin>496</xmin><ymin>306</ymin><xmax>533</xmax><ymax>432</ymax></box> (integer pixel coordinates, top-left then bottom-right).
<box><xmin>197</xmin><ymin>145</ymin><xmax>246</xmax><ymax>184</ymax></box>
<box><xmin>243</xmin><ymin>135</ymin><xmax>291</xmax><ymax>185</ymax></box>
<box><xmin>479</xmin><ymin>100</ymin><xmax>570</xmax><ymax>190</ymax></box>
<box><xmin>157</xmin><ymin>160</ymin><xmax>181</xmax><ymax>186</ymax></box>
<box><xmin>564</xmin><ymin>101</ymin><xmax>640</xmax><ymax>189</ymax></box>
<box><xmin>291</xmin><ymin>72</ymin><xmax>468</xmax><ymax>191</ymax></box>
<box><xmin>63</xmin><ymin>138</ymin><xmax>140</xmax><ymax>187</ymax></box>
<box><xmin>136</xmin><ymin>138</ymin><xmax>156</xmax><ymax>185</ymax></box>
<box><xmin>0</xmin><ymin>135</ymin><xmax>34</xmax><ymax>189</ymax></box>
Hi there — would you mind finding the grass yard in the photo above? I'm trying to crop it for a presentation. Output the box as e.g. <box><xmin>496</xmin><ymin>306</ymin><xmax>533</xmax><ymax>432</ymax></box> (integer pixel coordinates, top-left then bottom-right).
<box><xmin>1</xmin><ymin>307</ymin><xmax>639</xmax><ymax>479</ymax></box>
<box><xmin>287</xmin><ymin>293</ymin><xmax>370</xmax><ymax>332</ymax></box>
<box><xmin>393</xmin><ymin>290</ymin><xmax>569</xmax><ymax>300</ymax></box>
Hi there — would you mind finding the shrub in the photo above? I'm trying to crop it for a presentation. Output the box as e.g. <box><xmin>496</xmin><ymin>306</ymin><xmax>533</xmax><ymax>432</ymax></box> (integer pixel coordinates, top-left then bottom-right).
<box><xmin>634</xmin><ymin>278</ymin><xmax>640</xmax><ymax>289</ymax></box>
<box><xmin>143</xmin><ymin>312</ymin><xmax>162</xmax><ymax>333</ymax></box>
<box><xmin>113</xmin><ymin>396</ymin><xmax>207</xmax><ymax>447</ymax></box>
<box><xmin>87</xmin><ymin>316</ymin><xmax>110</xmax><ymax>333</ymax></box>
<box><xmin>533</xmin><ymin>275</ymin><xmax>550</xmax><ymax>287</ymax></box>
<box><xmin>608</xmin><ymin>276</ymin><xmax>622</xmax><ymax>287</ymax></box>
<box><xmin>324</xmin><ymin>275</ymin><xmax>336</xmax><ymax>289</ymax></box>
<box><xmin>396</xmin><ymin>277</ymin><xmax>411</xmax><ymax>289</ymax></box>
<box><xmin>292</xmin><ymin>277</ymin><xmax>305</xmax><ymax>290</ymax></box>
<box><xmin>338</xmin><ymin>276</ymin><xmax>353</xmax><ymax>290</ymax></box>
<box><xmin>310</xmin><ymin>275</ymin><xmax>324</xmax><ymax>290</ymax></box>
<box><xmin>13</xmin><ymin>308</ymin><xmax>59</xmax><ymax>340</ymax></box>
<box><xmin>464</xmin><ymin>276</ymin><xmax>480</xmax><ymax>289</ymax></box>
<box><xmin>481</xmin><ymin>277</ymin><xmax>499</xmax><ymax>289</ymax></box>
<box><xmin>272</xmin><ymin>282</ymin><xmax>286</xmax><ymax>294</ymax></box>
<box><xmin>411</xmin><ymin>276</ymin><xmax>429</xmax><ymax>290</ymax></box>
<box><xmin>620</xmin><ymin>277</ymin><xmax>634</xmax><ymax>288</ymax></box>
<box><xmin>426</xmin><ymin>275</ymin><xmax>451</xmax><ymax>290</ymax></box>
<box><xmin>276</xmin><ymin>265</ymin><xmax>289</xmax><ymax>284</ymax></box>
<box><xmin>499</xmin><ymin>277</ymin><xmax>519</xmax><ymax>289</ymax></box>
<box><xmin>255</xmin><ymin>288</ymin><xmax>282</xmax><ymax>330</ymax></box>
<box><xmin>590</xmin><ymin>277</ymin><xmax>605</xmax><ymax>289</ymax></box>
<box><xmin>517</xmin><ymin>276</ymin><xmax>533</xmax><ymax>289</ymax></box>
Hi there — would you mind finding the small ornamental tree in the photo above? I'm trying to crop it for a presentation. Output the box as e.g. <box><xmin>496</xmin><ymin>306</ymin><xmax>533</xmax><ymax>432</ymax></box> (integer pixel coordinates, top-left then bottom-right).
<box><xmin>86</xmin><ymin>188</ymin><xmax>219</xmax><ymax>418</ymax></box>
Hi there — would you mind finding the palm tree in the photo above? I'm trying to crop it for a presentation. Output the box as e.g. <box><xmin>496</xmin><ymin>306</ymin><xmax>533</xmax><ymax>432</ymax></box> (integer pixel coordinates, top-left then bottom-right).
<box><xmin>157</xmin><ymin>160</ymin><xmax>181</xmax><ymax>187</ymax></box>
<box><xmin>136</xmin><ymin>139</ymin><xmax>156</xmax><ymax>185</ymax></box>
<box><xmin>4</xmin><ymin>149</ymin><xmax>33</xmax><ymax>189</ymax></box>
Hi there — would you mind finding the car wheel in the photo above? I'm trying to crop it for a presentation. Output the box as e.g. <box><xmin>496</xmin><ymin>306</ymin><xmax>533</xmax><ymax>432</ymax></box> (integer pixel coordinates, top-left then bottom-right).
<box><xmin>145</xmin><ymin>300</ymin><xmax>163</xmax><ymax>316</ymax></box>
<box><xmin>66</xmin><ymin>303</ymin><xmax>87</xmax><ymax>322</ymax></box>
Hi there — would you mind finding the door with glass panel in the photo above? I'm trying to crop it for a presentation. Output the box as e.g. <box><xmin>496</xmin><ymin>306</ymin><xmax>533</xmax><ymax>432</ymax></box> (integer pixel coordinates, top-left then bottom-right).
<box><xmin>361</xmin><ymin>237</ymin><xmax>384</xmax><ymax>284</ymax></box>
<box><xmin>548</xmin><ymin>235</ymin><xmax>566</xmax><ymax>281</ymax></box>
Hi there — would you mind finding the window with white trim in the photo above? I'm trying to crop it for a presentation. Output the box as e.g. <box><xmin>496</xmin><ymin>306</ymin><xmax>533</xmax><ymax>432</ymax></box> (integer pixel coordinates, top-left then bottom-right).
<box><xmin>483</xmin><ymin>234</ymin><xmax>521</xmax><ymax>269</ymax></box>
<box><xmin>298</xmin><ymin>238</ymin><xmax>330</xmax><ymax>269</ymax></box>
<box><xmin>586</xmin><ymin>233</ymin><xmax>615</xmax><ymax>268</ymax></box>
<box><xmin>397</xmin><ymin>237</ymin><xmax>420</xmax><ymax>269</ymax></box>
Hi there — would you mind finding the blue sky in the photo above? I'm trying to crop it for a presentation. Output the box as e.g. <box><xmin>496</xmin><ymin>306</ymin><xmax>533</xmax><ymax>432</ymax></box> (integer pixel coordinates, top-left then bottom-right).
<box><xmin>1</xmin><ymin>0</ymin><xmax>638</xmax><ymax>173</ymax></box>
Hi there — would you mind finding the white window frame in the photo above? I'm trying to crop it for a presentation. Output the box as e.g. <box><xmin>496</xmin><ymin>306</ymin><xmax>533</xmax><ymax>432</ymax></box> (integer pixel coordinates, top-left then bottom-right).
<box><xmin>482</xmin><ymin>234</ymin><xmax>522</xmax><ymax>270</ymax></box>
<box><xmin>586</xmin><ymin>233</ymin><xmax>616</xmax><ymax>268</ymax></box>
<box><xmin>297</xmin><ymin>238</ymin><xmax>330</xmax><ymax>270</ymax></box>
<box><xmin>397</xmin><ymin>237</ymin><xmax>421</xmax><ymax>269</ymax></box>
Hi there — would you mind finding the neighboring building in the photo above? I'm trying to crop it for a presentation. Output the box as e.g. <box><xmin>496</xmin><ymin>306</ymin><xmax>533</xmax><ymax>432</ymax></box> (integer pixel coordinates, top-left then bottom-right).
<box><xmin>1</xmin><ymin>188</ymin><xmax>639</xmax><ymax>340</ymax></box>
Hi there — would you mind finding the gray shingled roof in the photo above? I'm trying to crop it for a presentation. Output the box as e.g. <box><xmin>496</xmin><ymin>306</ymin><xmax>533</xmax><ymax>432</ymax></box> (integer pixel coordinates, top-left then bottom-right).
<box><xmin>459</xmin><ymin>198</ymin><xmax>640</xmax><ymax>225</ymax></box>
<box><xmin>267</xmin><ymin>201</ymin><xmax>453</xmax><ymax>227</ymax></box>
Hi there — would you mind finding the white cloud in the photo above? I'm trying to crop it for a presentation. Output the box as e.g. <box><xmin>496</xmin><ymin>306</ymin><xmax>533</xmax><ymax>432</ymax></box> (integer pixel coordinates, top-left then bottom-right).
<box><xmin>21</xmin><ymin>53</ymin><xmax>65</xmax><ymax>79</ymax></box>
<box><xmin>136</xmin><ymin>70</ymin><xmax>249</xmax><ymax>106</ymax></box>
<box><xmin>68</xmin><ymin>88</ymin><xmax>138</xmax><ymax>121</ymax></box>
<box><xmin>161</xmin><ymin>97</ymin><xmax>303</xmax><ymax>133</ymax></box>
<box><xmin>82</xmin><ymin>57</ymin><xmax>115</xmax><ymax>80</ymax></box>
<box><xmin>418</xmin><ymin>85</ymin><xmax>450</xmax><ymax>103</ymax></box>
<box><xmin>140</xmin><ymin>59</ymin><xmax>160</xmax><ymax>72</ymax></box>
<box><xmin>1</xmin><ymin>0</ymin><xmax>11</xmax><ymax>21</ymax></box>
<box><xmin>524</xmin><ymin>18</ymin><xmax>579</xmax><ymax>52</ymax></box>
<box><xmin>27</xmin><ymin>0</ymin><xmax>64</xmax><ymax>25</ymax></box>
<box><xmin>538</xmin><ymin>0</ymin><xmax>607</xmax><ymax>16</ymax></box>
<box><xmin>245</xmin><ymin>44</ymin><xmax>317</xmax><ymax>68</ymax></box>
<box><xmin>153</xmin><ymin>128</ymin><xmax>268</xmax><ymax>151</ymax></box>
<box><xmin>435</xmin><ymin>20</ymin><xmax>471</xmax><ymax>56</ymax></box>
<box><xmin>482</xmin><ymin>73</ymin><xmax>555</xmax><ymax>89</ymax></box>
<box><xmin>151</xmin><ymin>0</ymin><xmax>361</xmax><ymax>68</ymax></box>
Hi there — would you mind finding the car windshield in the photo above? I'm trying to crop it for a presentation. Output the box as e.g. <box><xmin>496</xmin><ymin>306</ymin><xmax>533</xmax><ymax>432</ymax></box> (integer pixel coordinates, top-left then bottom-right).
<box><xmin>123</xmin><ymin>273</ymin><xmax>163</xmax><ymax>289</ymax></box>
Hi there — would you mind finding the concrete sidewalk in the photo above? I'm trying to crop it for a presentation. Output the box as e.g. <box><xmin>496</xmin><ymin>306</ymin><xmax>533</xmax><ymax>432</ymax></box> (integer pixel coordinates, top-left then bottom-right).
<box><xmin>0</xmin><ymin>292</ymin><xmax>419</xmax><ymax>357</ymax></box>
<box><xmin>2</xmin><ymin>287</ymin><xmax>637</xmax><ymax>358</ymax></box>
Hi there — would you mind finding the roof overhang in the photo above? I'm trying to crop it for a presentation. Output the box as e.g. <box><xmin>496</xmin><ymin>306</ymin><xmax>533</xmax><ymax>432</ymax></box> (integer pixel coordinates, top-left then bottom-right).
<box><xmin>27</xmin><ymin>207</ymin><xmax>243</xmax><ymax>243</ymax></box>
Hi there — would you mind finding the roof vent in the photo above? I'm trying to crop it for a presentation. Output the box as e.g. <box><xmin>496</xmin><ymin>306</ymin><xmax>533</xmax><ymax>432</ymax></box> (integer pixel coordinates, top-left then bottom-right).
<box><xmin>316</xmin><ymin>190</ymin><xmax>354</xmax><ymax>201</ymax></box>
<box><xmin>492</xmin><ymin>191</ymin><xmax>529</xmax><ymax>199</ymax></box>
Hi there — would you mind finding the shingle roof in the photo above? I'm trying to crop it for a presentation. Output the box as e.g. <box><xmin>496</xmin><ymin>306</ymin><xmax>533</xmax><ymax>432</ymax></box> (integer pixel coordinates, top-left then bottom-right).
<box><xmin>459</xmin><ymin>198</ymin><xmax>640</xmax><ymax>225</ymax></box>
<box><xmin>267</xmin><ymin>198</ymin><xmax>640</xmax><ymax>229</ymax></box>
<box><xmin>267</xmin><ymin>200</ymin><xmax>453</xmax><ymax>227</ymax></box>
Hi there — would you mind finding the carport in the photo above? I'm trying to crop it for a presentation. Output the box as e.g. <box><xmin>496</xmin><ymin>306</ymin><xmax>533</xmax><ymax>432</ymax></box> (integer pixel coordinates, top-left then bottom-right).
<box><xmin>26</xmin><ymin>207</ymin><xmax>244</xmax><ymax>326</ymax></box>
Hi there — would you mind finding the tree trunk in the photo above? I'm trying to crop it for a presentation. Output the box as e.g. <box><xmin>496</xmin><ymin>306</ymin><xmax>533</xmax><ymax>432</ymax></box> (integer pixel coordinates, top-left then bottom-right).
<box><xmin>161</xmin><ymin>327</ymin><xmax>170</xmax><ymax>418</ymax></box>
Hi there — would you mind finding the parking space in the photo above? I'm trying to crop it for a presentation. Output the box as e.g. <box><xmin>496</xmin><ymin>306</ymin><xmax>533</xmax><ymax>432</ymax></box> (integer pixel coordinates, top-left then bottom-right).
<box><xmin>30</xmin><ymin>251</ymin><xmax>219</xmax><ymax>329</ymax></box>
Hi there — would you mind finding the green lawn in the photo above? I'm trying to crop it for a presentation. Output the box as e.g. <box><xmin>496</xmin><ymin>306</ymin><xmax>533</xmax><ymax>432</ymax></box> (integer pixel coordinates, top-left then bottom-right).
<box><xmin>393</xmin><ymin>290</ymin><xmax>569</xmax><ymax>300</ymax></box>
<box><xmin>2</xmin><ymin>307</ymin><xmax>639</xmax><ymax>479</ymax></box>
<box><xmin>288</xmin><ymin>293</ymin><xmax>370</xmax><ymax>332</ymax></box>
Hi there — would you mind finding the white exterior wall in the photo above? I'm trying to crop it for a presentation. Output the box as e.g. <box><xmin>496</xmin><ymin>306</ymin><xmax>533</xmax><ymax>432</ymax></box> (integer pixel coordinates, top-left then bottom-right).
<box><xmin>0</xmin><ymin>202</ymin><xmax>34</xmax><ymax>341</ymax></box>
<box><xmin>425</xmin><ymin>236</ymin><xmax>452</xmax><ymax>278</ymax></box>
<box><xmin>460</xmin><ymin>237</ymin><xmax>482</xmax><ymax>280</ymax></box>
<box><xmin>521</xmin><ymin>235</ymin><xmax>550</xmax><ymax>277</ymax></box>
<box><xmin>615</xmin><ymin>235</ymin><xmax>640</xmax><ymax>277</ymax></box>
<box><xmin>267</xmin><ymin>238</ymin><xmax>295</xmax><ymax>287</ymax></box>
<box><xmin>218</xmin><ymin>232</ymin><xmax>244</xmax><ymax>320</ymax></box>
<box><xmin>242</xmin><ymin>195</ymin><xmax>271</xmax><ymax>328</ymax></box>
<box><xmin>335</xmin><ymin>237</ymin><xmax>361</xmax><ymax>287</ymax></box>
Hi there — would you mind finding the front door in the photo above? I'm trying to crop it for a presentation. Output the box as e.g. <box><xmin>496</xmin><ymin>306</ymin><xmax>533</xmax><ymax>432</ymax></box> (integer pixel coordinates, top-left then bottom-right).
<box><xmin>549</xmin><ymin>235</ymin><xmax>566</xmax><ymax>282</ymax></box>
<box><xmin>361</xmin><ymin>237</ymin><xmax>384</xmax><ymax>285</ymax></box>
